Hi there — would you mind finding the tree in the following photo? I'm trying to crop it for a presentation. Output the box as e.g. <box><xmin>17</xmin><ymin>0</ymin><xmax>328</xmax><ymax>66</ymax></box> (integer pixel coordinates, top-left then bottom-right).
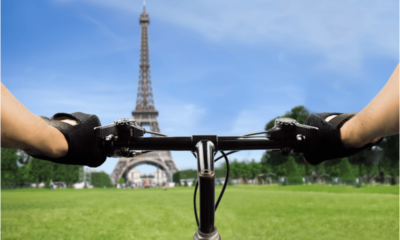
<box><xmin>18</xmin><ymin>164</ymin><xmax>32</xmax><ymax>184</ymax></box>
<box><xmin>63</xmin><ymin>164</ymin><xmax>80</xmax><ymax>186</ymax></box>
<box><xmin>91</xmin><ymin>172</ymin><xmax>113</xmax><ymax>188</ymax></box>
<box><xmin>348</xmin><ymin>151</ymin><xmax>368</xmax><ymax>177</ymax></box>
<box><xmin>339</xmin><ymin>158</ymin><xmax>355</xmax><ymax>184</ymax></box>
<box><xmin>173</xmin><ymin>171</ymin><xmax>180</xmax><ymax>185</ymax></box>
<box><xmin>179</xmin><ymin>169</ymin><xmax>197</xmax><ymax>180</ymax></box>
<box><xmin>1</xmin><ymin>148</ymin><xmax>81</xmax><ymax>188</ymax></box>
<box><xmin>248</xmin><ymin>159</ymin><xmax>262</xmax><ymax>180</ymax></box>
<box><xmin>364</xmin><ymin>147</ymin><xmax>383</xmax><ymax>181</ymax></box>
<box><xmin>215</xmin><ymin>164</ymin><xmax>227</xmax><ymax>179</ymax></box>
<box><xmin>30</xmin><ymin>158</ymin><xmax>53</xmax><ymax>187</ymax></box>
<box><xmin>118</xmin><ymin>177</ymin><xmax>125</xmax><ymax>184</ymax></box>
<box><xmin>172</xmin><ymin>169</ymin><xmax>198</xmax><ymax>186</ymax></box>
<box><xmin>286</xmin><ymin>156</ymin><xmax>303</xmax><ymax>185</ymax></box>
<box><xmin>380</xmin><ymin>135</ymin><xmax>399</xmax><ymax>184</ymax></box>
<box><xmin>1</xmin><ymin>148</ymin><xmax>20</xmax><ymax>187</ymax></box>
<box><xmin>229</xmin><ymin>160</ymin><xmax>241</xmax><ymax>181</ymax></box>
<box><xmin>221</xmin><ymin>162</ymin><xmax>233</xmax><ymax>185</ymax></box>
<box><xmin>238</xmin><ymin>161</ymin><xmax>249</xmax><ymax>183</ymax></box>
<box><xmin>52</xmin><ymin>164</ymin><xmax>67</xmax><ymax>182</ymax></box>
<box><xmin>324</xmin><ymin>158</ymin><xmax>341</xmax><ymax>178</ymax></box>
<box><xmin>261</xmin><ymin>151</ymin><xmax>287</xmax><ymax>176</ymax></box>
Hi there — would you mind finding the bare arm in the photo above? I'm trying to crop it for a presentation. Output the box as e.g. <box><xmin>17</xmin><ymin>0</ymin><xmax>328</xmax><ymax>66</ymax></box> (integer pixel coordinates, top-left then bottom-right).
<box><xmin>1</xmin><ymin>83</ymin><xmax>71</xmax><ymax>158</ymax></box>
<box><xmin>340</xmin><ymin>64</ymin><xmax>399</xmax><ymax>147</ymax></box>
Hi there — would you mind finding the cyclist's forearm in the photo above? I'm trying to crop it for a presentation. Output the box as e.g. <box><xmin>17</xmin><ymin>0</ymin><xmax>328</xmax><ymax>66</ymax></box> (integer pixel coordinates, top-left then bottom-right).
<box><xmin>341</xmin><ymin>64</ymin><xmax>399</xmax><ymax>148</ymax></box>
<box><xmin>1</xmin><ymin>83</ymin><xmax>68</xmax><ymax>158</ymax></box>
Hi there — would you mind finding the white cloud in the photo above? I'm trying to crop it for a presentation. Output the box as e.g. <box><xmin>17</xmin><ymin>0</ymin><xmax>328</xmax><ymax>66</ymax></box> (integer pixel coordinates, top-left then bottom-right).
<box><xmin>57</xmin><ymin>0</ymin><xmax>398</xmax><ymax>71</ymax></box>
<box><xmin>231</xmin><ymin>106</ymin><xmax>291</xmax><ymax>135</ymax></box>
<box><xmin>230</xmin><ymin>82</ymin><xmax>306</xmax><ymax>135</ymax></box>
<box><xmin>269</xmin><ymin>85</ymin><xmax>306</xmax><ymax>104</ymax></box>
<box><xmin>231</xmin><ymin>109</ymin><xmax>265</xmax><ymax>135</ymax></box>
<box><xmin>157</xmin><ymin>99</ymin><xmax>207</xmax><ymax>135</ymax></box>
<box><xmin>81</xmin><ymin>14</ymin><xmax>125</xmax><ymax>42</ymax></box>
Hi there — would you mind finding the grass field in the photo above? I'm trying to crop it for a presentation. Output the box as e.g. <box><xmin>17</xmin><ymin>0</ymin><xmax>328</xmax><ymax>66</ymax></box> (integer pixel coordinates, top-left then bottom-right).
<box><xmin>1</xmin><ymin>185</ymin><xmax>398</xmax><ymax>240</ymax></box>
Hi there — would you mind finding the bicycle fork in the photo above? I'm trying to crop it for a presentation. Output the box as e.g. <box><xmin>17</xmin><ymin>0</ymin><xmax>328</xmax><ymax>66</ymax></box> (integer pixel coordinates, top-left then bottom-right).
<box><xmin>193</xmin><ymin>140</ymin><xmax>221</xmax><ymax>240</ymax></box>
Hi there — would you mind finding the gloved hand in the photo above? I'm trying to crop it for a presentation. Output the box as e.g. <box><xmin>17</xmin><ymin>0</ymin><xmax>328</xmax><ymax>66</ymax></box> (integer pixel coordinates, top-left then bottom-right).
<box><xmin>31</xmin><ymin>112</ymin><xmax>106</xmax><ymax>167</ymax></box>
<box><xmin>303</xmin><ymin>112</ymin><xmax>382</xmax><ymax>165</ymax></box>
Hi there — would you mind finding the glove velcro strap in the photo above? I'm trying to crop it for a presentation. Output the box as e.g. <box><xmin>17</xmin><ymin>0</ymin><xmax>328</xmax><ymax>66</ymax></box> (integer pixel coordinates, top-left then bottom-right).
<box><xmin>329</xmin><ymin>113</ymin><xmax>356</xmax><ymax>129</ymax></box>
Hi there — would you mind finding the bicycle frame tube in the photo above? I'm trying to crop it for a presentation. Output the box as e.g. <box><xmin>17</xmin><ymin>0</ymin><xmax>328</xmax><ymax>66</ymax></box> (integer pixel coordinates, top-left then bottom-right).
<box><xmin>193</xmin><ymin>140</ymin><xmax>221</xmax><ymax>240</ymax></box>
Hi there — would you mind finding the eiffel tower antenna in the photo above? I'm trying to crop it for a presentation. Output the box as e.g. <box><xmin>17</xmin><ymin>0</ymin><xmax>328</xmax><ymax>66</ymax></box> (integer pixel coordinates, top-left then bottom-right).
<box><xmin>134</xmin><ymin>4</ymin><xmax>156</xmax><ymax>119</ymax></box>
<box><xmin>110</xmin><ymin>3</ymin><xmax>178</xmax><ymax>185</ymax></box>
<box><xmin>143</xmin><ymin>0</ymin><xmax>146</xmax><ymax>12</ymax></box>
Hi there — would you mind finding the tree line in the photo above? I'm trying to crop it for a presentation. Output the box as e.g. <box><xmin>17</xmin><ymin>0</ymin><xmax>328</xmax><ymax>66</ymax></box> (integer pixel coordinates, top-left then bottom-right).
<box><xmin>173</xmin><ymin>168</ymin><xmax>227</xmax><ymax>185</ymax></box>
<box><xmin>1</xmin><ymin>148</ymin><xmax>81</xmax><ymax>188</ymax></box>
<box><xmin>91</xmin><ymin>172</ymin><xmax>113</xmax><ymax>188</ymax></box>
<box><xmin>1</xmin><ymin>148</ymin><xmax>113</xmax><ymax>188</ymax></box>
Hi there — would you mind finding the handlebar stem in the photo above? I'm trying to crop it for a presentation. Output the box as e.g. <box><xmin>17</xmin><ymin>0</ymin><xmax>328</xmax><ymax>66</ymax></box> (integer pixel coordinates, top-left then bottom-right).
<box><xmin>196</xmin><ymin>140</ymin><xmax>215</xmax><ymax>172</ymax></box>
<box><xmin>194</xmin><ymin>140</ymin><xmax>221</xmax><ymax>239</ymax></box>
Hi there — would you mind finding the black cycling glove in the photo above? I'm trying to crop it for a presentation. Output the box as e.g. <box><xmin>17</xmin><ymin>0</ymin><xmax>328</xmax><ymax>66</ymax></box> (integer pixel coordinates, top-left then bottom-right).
<box><xmin>303</xmin><ymin>112</ymin><xmax>382</xmax><ymax>165</ymax></box>
<box><xmin>31</xmin><ymin>112</ymin><xmax>106</xmax><ymax>167</ymax></box>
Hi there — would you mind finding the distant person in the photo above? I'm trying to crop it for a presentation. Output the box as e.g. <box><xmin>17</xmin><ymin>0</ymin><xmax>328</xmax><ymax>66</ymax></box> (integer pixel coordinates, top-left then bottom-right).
<box><xmin>312</xmin><ymin>171</ymin><xmax>318</xmax><ymax>183</ymax></box>
<box><xmin>364</xmin><ymin>173</ymin><xmax>370</xmax><ymax>184</ymax></box>
<box><xmin>379</xmin><ymin>171</ymin><xmax>385</xmax><ymax>184</ymax></box>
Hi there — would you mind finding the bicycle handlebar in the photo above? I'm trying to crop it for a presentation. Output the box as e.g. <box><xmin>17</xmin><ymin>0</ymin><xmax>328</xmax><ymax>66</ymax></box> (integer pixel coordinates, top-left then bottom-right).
<box><xmin>108</xmin><ymin>136</ymin><xmax>297</xmax><ymax>150</ymax></box>
<box><xmin>95</xmin><ymin>117</ymin><xmax>318</xmax><ymax>157</ymax></box>
<box><xmin>93</xmin><ymin>117</ymin><xmax>318</xmax><ymax>240</ymax></box>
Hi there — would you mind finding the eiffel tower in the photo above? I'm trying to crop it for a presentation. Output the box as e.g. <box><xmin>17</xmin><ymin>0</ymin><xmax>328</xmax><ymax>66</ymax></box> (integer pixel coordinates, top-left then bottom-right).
<box><xmin>110</xmin><ymin>3</ymin><xmax>178</xmax><ymax>184</ymax></box>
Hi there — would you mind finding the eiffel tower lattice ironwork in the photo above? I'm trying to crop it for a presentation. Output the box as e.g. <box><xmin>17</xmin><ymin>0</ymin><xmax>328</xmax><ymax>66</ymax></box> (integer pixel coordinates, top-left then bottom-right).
<box><xmin>110</xmin><ymin>5</ymin><xmax>178</xmax><ymax>185</ymax></box>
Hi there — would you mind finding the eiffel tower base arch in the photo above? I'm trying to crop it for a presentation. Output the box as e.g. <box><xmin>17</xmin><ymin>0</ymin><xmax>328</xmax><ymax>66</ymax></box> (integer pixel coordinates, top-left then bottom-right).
<box><xmin>110</xmin><ymin>151</ymin><xmax>178</xmax><ymax>185</ymax></box>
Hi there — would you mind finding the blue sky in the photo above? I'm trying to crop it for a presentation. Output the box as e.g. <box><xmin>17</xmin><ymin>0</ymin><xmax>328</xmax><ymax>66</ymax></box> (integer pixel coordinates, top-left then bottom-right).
<box><xmin>2</xmin><ymin>0</ymin><xmax>398</xmax><ymax>174</ymax></box>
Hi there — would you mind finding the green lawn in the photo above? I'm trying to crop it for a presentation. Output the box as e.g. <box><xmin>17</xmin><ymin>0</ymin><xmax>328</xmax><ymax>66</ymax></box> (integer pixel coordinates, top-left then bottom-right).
<box><xmin>1</xmin><ymin>185</ymin><xmax>398</xmax><ymax>240</ymax></box>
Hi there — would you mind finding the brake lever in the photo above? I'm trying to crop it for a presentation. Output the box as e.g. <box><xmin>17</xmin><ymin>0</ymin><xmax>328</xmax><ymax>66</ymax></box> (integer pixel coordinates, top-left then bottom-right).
<box><xmin>266</xmin><ymin>118</ymin><xmax>318</xmax><ymax>155</ymax></box>
<box><xmin>94</xmin><ymin>118</ymin><xmax>146</xmax><ymax>157</ymax></box>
